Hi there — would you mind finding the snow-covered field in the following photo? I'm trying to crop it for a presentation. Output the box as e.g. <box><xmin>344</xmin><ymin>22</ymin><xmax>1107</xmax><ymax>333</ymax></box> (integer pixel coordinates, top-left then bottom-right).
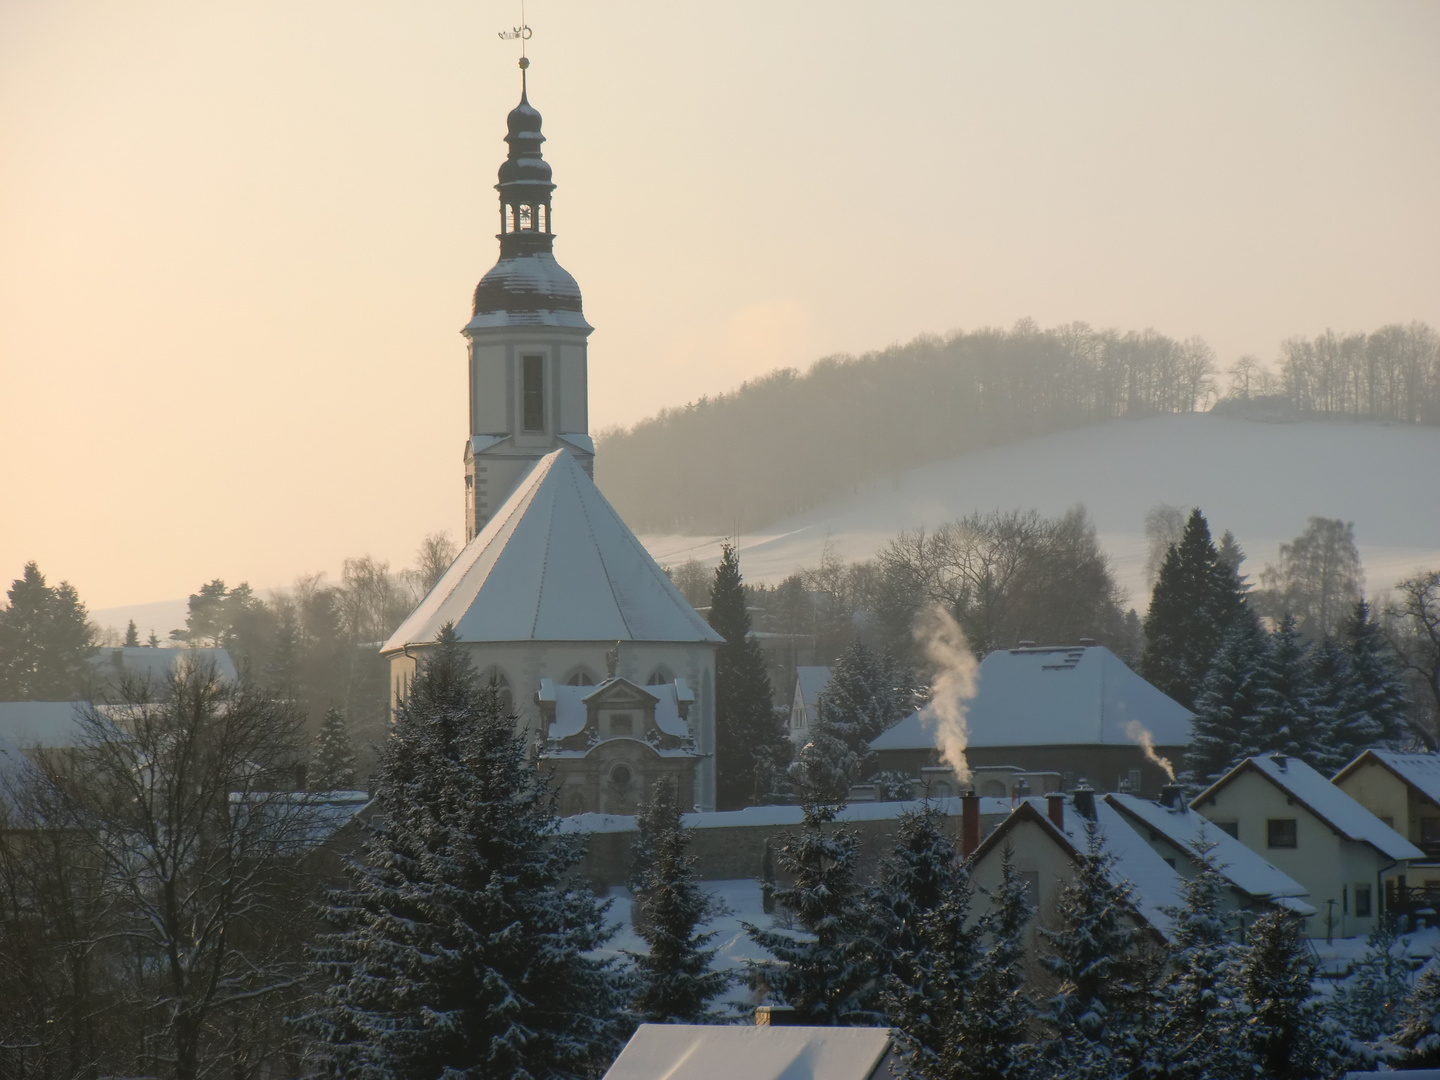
<box><xmin>638</xmin><ymin>413</ymin><xmax>1440</xmax><ymax>606</ymax></box>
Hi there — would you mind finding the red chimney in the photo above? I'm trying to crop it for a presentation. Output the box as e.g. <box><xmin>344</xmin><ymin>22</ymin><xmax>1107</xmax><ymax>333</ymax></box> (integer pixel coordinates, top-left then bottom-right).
<box><xmin>1048</xmin><ymin>793</ymin><xmax>1065</xmax><ymax>830</ymax></box>
<box><xmin>961</xmin><ymin>793</ymin><xmax>981</xmax><ymax>858</ymax></box>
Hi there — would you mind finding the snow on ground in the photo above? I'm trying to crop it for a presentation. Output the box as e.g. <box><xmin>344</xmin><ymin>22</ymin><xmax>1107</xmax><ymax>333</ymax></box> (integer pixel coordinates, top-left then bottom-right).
<box><xmin>637</xmin><ymin>413</ymin><xmax>1440</xmax><ymax>604</ymax></box>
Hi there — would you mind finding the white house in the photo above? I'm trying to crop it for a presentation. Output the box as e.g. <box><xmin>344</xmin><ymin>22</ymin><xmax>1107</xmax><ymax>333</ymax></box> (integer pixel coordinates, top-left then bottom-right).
<box><xmin>1191</xmin><ymin>754</ymin><xmax>1423</xmax><ymax>938</ymax></box>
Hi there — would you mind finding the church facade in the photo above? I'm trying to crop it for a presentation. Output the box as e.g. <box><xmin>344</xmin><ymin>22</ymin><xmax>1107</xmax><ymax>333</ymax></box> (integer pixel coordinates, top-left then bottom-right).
<box><xmin>381</xmin><ymin>63</ymin><xmax>723</xmax><ymax>812</ymax></box>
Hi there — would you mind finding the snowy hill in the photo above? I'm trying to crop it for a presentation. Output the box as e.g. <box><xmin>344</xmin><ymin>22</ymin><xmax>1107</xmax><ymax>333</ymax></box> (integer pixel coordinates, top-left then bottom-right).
<box><xmin>636</xmin><ymin>413</ymin><xmax>1440</xmax><ymax>606</ymax></box>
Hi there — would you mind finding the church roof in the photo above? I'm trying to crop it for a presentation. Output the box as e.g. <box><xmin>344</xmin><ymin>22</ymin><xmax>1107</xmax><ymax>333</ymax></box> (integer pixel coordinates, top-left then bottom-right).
<box><xmin>383</xmin><ymin>450</ymin><xmax>723</xmax><ymax>651</ymax></box>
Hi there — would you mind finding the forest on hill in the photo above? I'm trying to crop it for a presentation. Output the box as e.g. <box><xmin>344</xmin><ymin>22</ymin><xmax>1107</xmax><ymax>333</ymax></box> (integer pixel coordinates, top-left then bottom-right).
<box><xmin>596</xmin><ymin>320</ymin><xmax>1440</xmax><ymax>535</ymax></box>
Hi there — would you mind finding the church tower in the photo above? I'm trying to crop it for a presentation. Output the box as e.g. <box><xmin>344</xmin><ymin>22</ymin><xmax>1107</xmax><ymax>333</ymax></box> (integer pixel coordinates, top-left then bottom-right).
<box><xmin>463</xmin><ymin>58</ymin><xmax>593</xmax><ymax>541</ymax></box>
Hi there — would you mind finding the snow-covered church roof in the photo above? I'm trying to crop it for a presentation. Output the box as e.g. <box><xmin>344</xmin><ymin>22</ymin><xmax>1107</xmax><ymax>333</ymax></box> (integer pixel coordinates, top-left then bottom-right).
<box><xmin>383</xmin><ymin>450</ymin><xmax>723</xmax><ymax>652</ymax></box>
<box><xmin>871</xmin><ymin>644</ymin><xmax>1193</xmax><ymax>751</ymax></box>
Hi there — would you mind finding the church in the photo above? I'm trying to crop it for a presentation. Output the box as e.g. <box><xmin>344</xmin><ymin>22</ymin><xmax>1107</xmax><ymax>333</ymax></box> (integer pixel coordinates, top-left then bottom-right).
<box><xmin>381</xmin><ymin>59</ymin><xmax>723</xmax><ymax>814</ymax></box>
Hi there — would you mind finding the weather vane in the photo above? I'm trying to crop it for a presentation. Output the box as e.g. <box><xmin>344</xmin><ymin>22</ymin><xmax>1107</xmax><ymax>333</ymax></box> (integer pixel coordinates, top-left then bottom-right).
<box><xmin>498</xmin><ymin>0</ymin><xmax>532</xmax><ymax>64</ymax></box>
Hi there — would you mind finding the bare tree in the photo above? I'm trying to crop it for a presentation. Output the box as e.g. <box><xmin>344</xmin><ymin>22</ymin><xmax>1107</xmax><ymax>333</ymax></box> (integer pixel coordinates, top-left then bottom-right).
<box><xmin>1386</xmin><ymin>571</ymin><xmax>1440</xmax><ymax>748</ymax></box>
<box><xmin>409</xmin><ymin>531</ymin><xmax>459</xmax><ymax>596</ymax></box>
<box><xmin>1258</xmin><ymin>518</ymin><xmax>1364</xmax><ymax>639</ymax></box>
<box><xmin>1144</xmin><ymin>504</ymin><xmax>1187</xmax><ymax>590</ymax></box>
<box><xmin>27</xmin><ymin>659</ymin><xmax>318</xmax><ymax>1080</ymax></box>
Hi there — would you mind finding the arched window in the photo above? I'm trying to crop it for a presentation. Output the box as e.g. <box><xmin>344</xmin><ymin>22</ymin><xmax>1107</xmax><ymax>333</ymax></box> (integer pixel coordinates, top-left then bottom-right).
<box><xmin>504</xmin><ymin>204</ymin><xmax>515</xmax><ymax>233</ymax></box>
<box><xmin>518</xmin><ymin>204</ymin><xmax>533</xmax><ymax>230</ymax></box>
<box><xmin>645</xmin><ymin>669</ymin><xmax>670</xmax><ymax>686</ymax></box>
<box><xmin>537</xmin><ymin>204</ymin><xmax>547</xmax><ymax>232</ymax></box>
<box><xmin>566</xmin><ymin>669</ymin><xmax>596</xmax><ymax>686</ymax></box>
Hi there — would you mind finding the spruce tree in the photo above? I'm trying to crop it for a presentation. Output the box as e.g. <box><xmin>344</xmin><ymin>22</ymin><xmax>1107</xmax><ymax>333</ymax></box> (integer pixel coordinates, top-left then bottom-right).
<box><xmin>745</xmin><ymin>799</ymin><xmax>875</xmax><ymax>1024</ymax></box>
<box><xmin>1239</xmin><ymin>909</ymin><xmax>1340</xmax><ymax>1080</ymax></box>
<box><xmin>312</xmin><ymin>706</ymin><xmax>357</xmax><ymax>790</ymax></box>
<box><xmin>302</xmin><ymin>625</ymin><xmax>623</xmax><ymax>1080</ymax></box>
<box><xmin>625</xmin><ymin>779</ymin><xmax>730</xmax><ymax>1023</ymax></box>
<box><xmin>710</xmin><ymin>543</ymin><xmax>787</xmax><ymax>809</ymax></box>
<box><xmin>1150</xmin><ymin>841</ymin><xmax>1249</xmax><ymax>1080</ymax></box>
<box><xmin>1308</xmin><ymin>635</ymin><xmax>1357</xmax><ymax>770</ymax></box>
<box><xmin>1185</xmin><ymin>618</ymin><xmax>1269</xmax><ymax>785</ymax></box>
<box><xmin>1393</xmin><ymin>956</ymin><xmax>1440</xmax><ymax>1067</ymax></box>
<box><xmin>1250</xmin><ymin>614</ymin><xmax>1324</xmax><ymax>766</ymax></box>
<box><xmin>1340</xmin><ymin>599</ymin><xmax>1408</xmax><ymax>750</ymax></box>
<box><xmin>123</xmin><ymin>619</ymin><xmax>140</xmax><ymax>647</ymax></box>
<box><xmin>1140</xmin><ymin>509</ymin><xmax>1248</xmax><ymax>710</ymax></box>
<box><xmin>1332</xmin><ymin>916</ymin><xmax>1411</xmax><ymax>1059</ymax></box>
<box><xmin>0</xmin><ymin>562</ymin><xmax>96</xmax><ymax>700</ymax></box>
<box><xmin>1037</xmin><ymin>819</ymin><xmax>1158</xmax><ymax>1080</ymax></box>
<box><xmin>963</xmin><ymin>849</ymin><xmax>1035</xmax><ymax>1080</ymax></box>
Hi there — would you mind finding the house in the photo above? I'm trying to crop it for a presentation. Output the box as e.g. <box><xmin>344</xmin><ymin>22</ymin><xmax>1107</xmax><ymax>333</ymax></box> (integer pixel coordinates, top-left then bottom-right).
<box><xmin>787</xmin><ymin>665</ymin><xmax>831</xmax><ymax>745</ymax></box>
<box><xmin>1105</xmin><ymin>790</ymin><xmax>1314</xmax><ymax>919</ymax></box>
<box><xmin>1332</xmin><ymin>750</ymin><xmax>1440</xmax><ymax>908</ymax></box>
<box><xmin>87</xmin><ymin>646</ymin><xmax>238</xmax><ymax>696</ymax></box>
<box><xmin>602</xmin><ymin>1023</ymin><xmax>901</xmax><ymax>1080</ymax></box>
<box><xmin>870</xmin><ymin>644</ymin><xmax>1192</xmax><ymax>797</ymax></box>
<box><xmin>964</xmin><ymin>789</ymin><xmax>1185</xmax><ymax>954</ymax></box>
<box><xmin>1191</xmin><ymin>754</ymin><xmax>1423</xmax><ymax>938</ymax></box>
<box><xmin>537</xmin><ymin>674</ymin><xmax>700</xmax><ymax>815</ymax></box>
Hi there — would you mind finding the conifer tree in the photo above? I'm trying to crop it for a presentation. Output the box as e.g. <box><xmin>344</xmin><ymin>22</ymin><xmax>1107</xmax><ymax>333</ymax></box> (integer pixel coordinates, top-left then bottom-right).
<box><xmin>0</xmin><ymin>562</ymin><xmax>96</xmax><ymax>700</ymax></box>
<box><xmin>1332</xmin><ymin>916</ymin><xmax>1411</xmax><ymax>1060</ymax></box>
<box><xmin>1185</xmin><ymin>618</ymin><xmax>1269</xmax><ymax>785</ymax></box>
<box><xmin>745</xmin><ymin>799</ymin><xmax>875</xmax><ymax>1024</ymax></box>
<box><xmin>1140</xmin><ymin>509</ymin><xmax>1248</xmax><ymax>710</ymax></box>
<box><xmin>1037</xmin><ymin>819</ymin><xmax>1158</xmax><ymax>1080</ymax></box>
<box><xmin>964</xmin><ymin>849</ymin><xmax>1035</xmax><ymax>1080</ymax></box>
<box><xmin>1250</xmin><ymin>614</ymin><xmax>1323</xmax><ymax>765</ymax></box>
<box><xmin>1393</xmin><ymin>956</ymin><xmax>1440</xmax><ymax>1067</ymax></box>
<box><xmin>710</xmin><ymin>543</ymin><xmax>788</xmax><ymax>809</ymax></box>
<box><xmin>311</xmin><ymin>706</ymin><xmax>357</xmax><ymax>790</ymax></box>
<box><xmin>303</xmin><ymin>625</ymin><xmax>623</xmax><ymax>1080</ymax></box>
<box><xmin>625</xmin><ymin>779</ymin><xmax>730</xmax><ymax>1023</ymax></box>
<box><xmin>1239</xmin><ymin>909</ymin><xmax>1340</xmax><ymax>1080</ymax></box>
<box><xmin>1150</xmin><ymin>841</ymin><xmax>1248</xmax><ymax>1080</ymax></box>
<box><xmin>1340</xmin><ymin>599</ymin><xmax>1408</xmax><ymax>750</ymax></box>
<box><xmin>123</xmin><ymin>619</ymin><xmax>140</xmax><ymax>647</ymax></box>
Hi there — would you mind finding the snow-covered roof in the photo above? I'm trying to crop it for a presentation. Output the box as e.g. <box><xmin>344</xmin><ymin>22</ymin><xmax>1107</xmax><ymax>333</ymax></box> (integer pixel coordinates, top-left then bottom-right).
<box><xmin>541</xmin><ymin>677</ymin><xmax>692</xmax><ymax>740</ymax></box>
<box><xmin>794</xmin><ymin>665</ymin><xmax>831</xmax><ymax>711</ymax></box>
<box><xmin>89</xmin><ymin>647</ymin><xmax>239</xmax><ymax>689</ymax></box>
<box><xmin>870</xmin><ymin>644</ymin><xmax>1192</xmax><ymax>751</ymax></box>
<box><xmin>602</xmin><ymin>1024</ymin><xmax>898</xmax><ymax>1080</ymax></box>
<box><xmin>558</xmin><ymin>795</ymin><xmax>1014</xmax><ymax>834</ymax></box>
<box><xmin>1105</xmin><ymin>792</ymin><xmax>1309</xmax><ymax>901</ymax></box>
<box><xmin>1197</xmin><ymin>755</ymin><xmax>1425</xmax><ymax>862</ymax></box>
<box><xmin>0</xmin><ymin>701</ymin><xmax>86</xmax><ymax>748</ymax></box>
<box><xmin>383</xmin><ymin>450</ymin><xmax>723</xmax><ymax>651</ymax></box>
<box><xmin>465</xmin><ymin>252</ymin><xmax>593</xmax><ymax>331</ymax></box>
<box><xmin>1334</xmin><ymin>750</ymin><xmax>1440</xmax><ymax>806</ymax></box>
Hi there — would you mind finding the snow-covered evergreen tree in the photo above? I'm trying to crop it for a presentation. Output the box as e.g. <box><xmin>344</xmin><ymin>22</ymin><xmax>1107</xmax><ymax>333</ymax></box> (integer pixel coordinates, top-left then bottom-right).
<box><xmin>1239</xmin><ymin>908</ymin><xmax>1341</xmax><ymax>1080</ymax></box>
<box><xmin>311</xmin><ymin>706</ymin><xmax>357</xmax><ymax>790</ymax></box>
<box><xmin>790</xmin><ymin>710</ymin><xmax>869</xmax><ymax>802</ymax></box>
<box><xmin>1037</xmin><ymin>819</ymin><xmax>1158</xmax><ymax>1080</ymax></box>
<box><xmin>1149</xmin><ymin>839</ymin><xmax>1249</xmax><ymax>1080</ymax></box>
<box><xmin>1250</xmin><ymin>614</ymin><xmax>1325</xmax><ymax>766</ymax></box>
<box><xmin>1185</xmin><ymin>618</ymin><xmax>1269</xmax><ymax>785</ymax></box>
<box><xmin>1339</xmin><ymin>599</ymin><xmax>1408</xmax><ymax>751</ymax></box>
<box><xmin>1333</xmin><ymin>916</ymin><xmax>1412</xmax><ymax>1062</ymax></box>
<box><xmin>710</xmin><ymin>544</ymin><xmax>789</xmax><ymax>809</ymax></box>
<box><xmin>745</xmin><ymin>799</ymin><xmax>876</xmax><ymax>1024</ymax></box>
<box><xmin>625</xmin><ymin>779</ymin><xmax>731</xmax><ymax>1023</ymax></box>
<box><xmin>123</xmin><ymin>618</ymin><xmax>140</xmax><ymax>647</ymax></box>
<box><xmin>1392</xmin><ymin>955</ymin><xmax>1440</xmax><ymax>1067</ymax></box>
<box><xmin>1141</xmin><ymin>509</ymin><xmax>1249</xmax><ymax>711</ymax></box>
<box><xmin>301</xmin><ymin>624</ymin><xmax>623</xmax><ymax>1080</ymax></box>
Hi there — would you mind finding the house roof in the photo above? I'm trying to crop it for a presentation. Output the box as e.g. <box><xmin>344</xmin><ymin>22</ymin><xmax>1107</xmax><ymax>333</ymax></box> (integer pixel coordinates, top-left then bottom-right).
<box><xmin>383</xmin><ymin>450</ymin><xmax>723</xmax><ymax>651</ymax></box>
<box><xmin>602</xmin><ymin>1024</ymin><xmax>898</xmax><ymax>1080</ymax></box>
<box><xmin>539</xmin><ymin>677</ymin><xmax>693</xmax><ymax>740</ymax></box>
<box><xmin>1333</xmin><ymin>750</ymin><xmax>1440</xmax><ymax>806</ymax></box>
<box><xmin>1105</xmin><ymin>792</ymin><xmax>1310</xmax><ymax>903</ymax></box>
<box><xmin>0</xmin><ymin>701</ymin><xmax>86</xmax><ymax>748</ymax></box>
<box><xmin>970</xmin><ymin>795</ymin><xmax>1184</xmax><ymax>938</ymax></box>
<box><xmin>1194</xmin><ymin>755</ymin><xmax>1425</xmax><ymax>862</ymax></box>
<box><xmin>89</xmin><ymin>647</ymin><xmax>239</xmax><ymax>689</ymax></box>
<box><xmin>871</xmin><ymin>644</ymin><xmax>1193</xmax><ymax>751</ymax></box>
<box><xmin>794</xmin><ymin>666</ymin><xmax>831</xmax><ymax>710</ymax></box>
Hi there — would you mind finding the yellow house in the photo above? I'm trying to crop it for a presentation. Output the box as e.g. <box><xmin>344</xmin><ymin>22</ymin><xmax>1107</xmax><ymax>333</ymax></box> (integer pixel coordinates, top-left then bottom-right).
<box><xmin>1332</xmin><ymin>750</ymin><xmax>1440</xmax><ymax>908</ymax></box>
<box><xmin>1191</xmin><ymin>754</ymin><xmax>1422</xmax><ymax>939</ymax></box>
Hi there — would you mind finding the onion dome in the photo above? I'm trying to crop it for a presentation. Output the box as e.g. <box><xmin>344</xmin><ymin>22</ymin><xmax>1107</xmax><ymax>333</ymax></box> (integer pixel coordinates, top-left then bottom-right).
<box><xmin>469</xmin><ymin>59</ymin><xmax>589</xmax><ymax>330</ymax></box>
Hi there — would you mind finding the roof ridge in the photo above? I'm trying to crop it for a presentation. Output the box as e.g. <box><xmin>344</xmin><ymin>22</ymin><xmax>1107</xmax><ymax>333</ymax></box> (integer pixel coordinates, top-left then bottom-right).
<box><xmin>525</xmin><ymin>455</ymin><xmax>564</xmax><ymax>639</ymax></box>
<box><xmin>567</xmin><ymin>454</ymin><xmax>637</xmax><ymax>639</ymax></box>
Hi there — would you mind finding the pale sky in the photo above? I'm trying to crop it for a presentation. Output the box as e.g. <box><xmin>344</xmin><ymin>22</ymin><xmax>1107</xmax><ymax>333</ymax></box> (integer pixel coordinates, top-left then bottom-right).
<box><xmin>2</xmin><ymin>1</ymin><xmax>1438</xmax><ymax>613</ymax></box>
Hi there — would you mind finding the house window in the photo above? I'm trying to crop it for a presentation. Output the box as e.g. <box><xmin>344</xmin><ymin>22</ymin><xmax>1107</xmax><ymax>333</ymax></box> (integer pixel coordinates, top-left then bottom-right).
<box><xmin>1214</xmin><ymin>821</ymin><xmax>1239</xmax><ymax>840</ymax></box>
<box><xmin>1422</xmin><ymin>819</ymin><xmax>1440</xmax><ymax>843</ymax></box>
<box><xmin>608</xmin><ymin>713</ymin><xmax>634</xmax><ymax>737</ymax></box>
<box><xmin>1019</xmin><ymin>871</ymin><xmax>1040</xmax><ymax>910</ymax></box>
<box><xmin>610</xmin><ymin>764</ymin><xmax>633</xmax><ymax>788</ymax></box>
<box><xmin>1267</xmin><ymin>818</ymin><xmax>1298</xmax><ymax>849</ymax></box>
<box><xmin>1127</xmin><ymin>769</ymin><xmax>1142</xmax><ymax>791</ymax></box>
<box><xmin>566</xmin><ymin>670</ymin><xmax>596</xmax><ymax>686</ymax></box>
<box><xmin>522</xmin><ymin>355</ymin><xmax>544</xmax><ymax>431</ymax></box>
<box><xmin>646</xmin><ymin>669</ymin><xmax>670</xmax><ymax>685</ymax></box>
<box><xmin>1355</xmin><ymin>885</ymin><xmax>1373</xmax><ymax>918</ymax></box>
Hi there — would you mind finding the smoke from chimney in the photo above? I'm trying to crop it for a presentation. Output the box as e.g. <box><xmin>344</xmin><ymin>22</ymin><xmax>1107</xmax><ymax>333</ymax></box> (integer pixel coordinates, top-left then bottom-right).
<box><xmin>913</xmin><ymin>604</ymin><xmax>979</xmax><ymax>786</ymax></box>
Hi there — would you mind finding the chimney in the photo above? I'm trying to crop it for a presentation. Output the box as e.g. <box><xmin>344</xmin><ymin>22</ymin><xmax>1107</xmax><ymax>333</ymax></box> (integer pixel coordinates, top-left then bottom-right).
<box><xmin>755</xmin><ymin>1005</ymin><xmax>799</xmax><ymax>1027</ymax></box>
<box><xmin>1078</xmin><ymin>637</ymin><xmax>1096</xmax><ymax>647</ymax></box>
<box><xmin>1270</xmin><ymin>754</ymin><xmax>1288</xmax><ymax>772</ymax></box>
<box><xmin>1159</xmin><ymin>782</ymin><xmax>1184</xmax><ymax>809</ymax></box>
<box><xmin>961</xmin><ymin>792</ymin><xmax>981</xmax><ymax>859</ymax></box>
<box><xmin>1048</xmin><ymin>792</ymin><xmax>1065</xmax><ymax>830</ymax></box>
<box><xmin>1013</xmin><ymin>777</ymin><xmax>1030</xmax><ymax>800</ymax></box>
<box><xmin>1072</xmin><ymin>781</ymin><xmax>1096</xmax><ymax>821</ymax></box>
<box><xmin>1017</xmin><ymin>639</ymin><xmax>1036</xmax><ymax>649</ymax></box>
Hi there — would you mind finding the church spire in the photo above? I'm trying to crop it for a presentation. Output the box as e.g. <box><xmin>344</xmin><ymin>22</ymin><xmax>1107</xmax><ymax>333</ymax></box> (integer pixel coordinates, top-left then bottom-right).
<box><xmin>495</xmin><ymin>56</ymin><xmax>555</xmax><ymax>258</ymax></box>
